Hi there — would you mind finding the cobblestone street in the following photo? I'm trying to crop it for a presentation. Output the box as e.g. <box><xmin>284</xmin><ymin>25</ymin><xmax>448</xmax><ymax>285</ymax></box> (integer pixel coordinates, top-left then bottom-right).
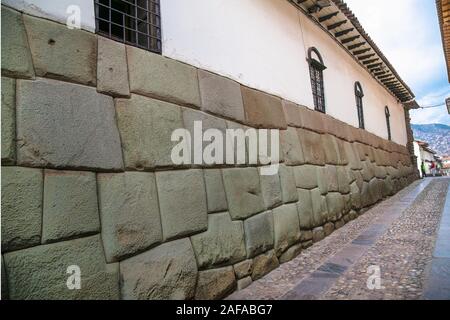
<box><xmin>228</xmin><ymin>177</ymin><xmax>450</xmax><ymax>300</ymax></box>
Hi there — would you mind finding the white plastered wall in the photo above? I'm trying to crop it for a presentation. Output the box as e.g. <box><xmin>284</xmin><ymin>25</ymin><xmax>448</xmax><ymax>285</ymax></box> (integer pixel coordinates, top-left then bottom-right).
<box><xmin>3</xmin><ymin>0</ymin><xmax>409</xmax><ymax>145</ymax></box>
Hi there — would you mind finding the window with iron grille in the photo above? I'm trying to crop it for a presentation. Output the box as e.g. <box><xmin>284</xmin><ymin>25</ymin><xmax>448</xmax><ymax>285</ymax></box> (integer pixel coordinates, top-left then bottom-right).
<box><xmin>355</xmin><ymin>81</ymin><xmax>365</xmax><ymax>129</ymax></box>
<box><xmin>307</xmin><ymin>47</ymin><xmax>326</xmax><ymax>113</ymax></box>
<box><xmin>385</xmin><ymin>106</ymin><xmax>392</xmax><ymax>141</ymax></box>
<box><xmin>94</xmin><ymin>0</ymin><xmax>161</xmax><ymax>54</ymax></box>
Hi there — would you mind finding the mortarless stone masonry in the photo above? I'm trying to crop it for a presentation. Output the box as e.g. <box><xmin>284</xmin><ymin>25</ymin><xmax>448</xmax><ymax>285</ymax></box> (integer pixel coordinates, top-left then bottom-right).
<box><xmin>1</xmin><ymin>7</ymin><xmax>418</xmax><ymax>300</ymax></box>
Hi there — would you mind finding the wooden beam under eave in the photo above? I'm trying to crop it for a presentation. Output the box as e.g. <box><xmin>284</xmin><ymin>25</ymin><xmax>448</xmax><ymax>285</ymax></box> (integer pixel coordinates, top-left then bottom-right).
<box><xmin>318</xmin><ymin>11</ymin><xmax>339</xmax><ymax>22</ymax></box>
<box><xmin>353</xmin><ymin>48</ymin><xmax>371</xmax><ymax>55</ymax></box>
<box><xmin>335</xmin><ymin>28</ymin><xmax>354</xmax><ymax>37</ymax></box>
<box><xmin>348</xmin><ymin>42</ymin><xmax>366</xmax><ymax>50</ymax></box>
<box><xmin>341</xmin><ymin>35</ymin><xmax>360</xmax><ymax>44</ymax></box>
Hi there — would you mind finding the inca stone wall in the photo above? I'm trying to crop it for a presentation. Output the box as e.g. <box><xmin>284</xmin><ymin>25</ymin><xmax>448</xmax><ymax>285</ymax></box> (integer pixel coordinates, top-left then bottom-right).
<box><xmin>1</xmin><ymin>6</ymin><xmax>417</xmax><ymax>300</ymax></box>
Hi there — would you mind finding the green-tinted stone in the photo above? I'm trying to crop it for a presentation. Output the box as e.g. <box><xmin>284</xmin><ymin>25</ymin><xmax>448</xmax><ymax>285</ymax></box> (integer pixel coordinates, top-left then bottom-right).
<box><xmin>1</xmin><ymin>77</ymin><xmax>16</xmax><ymax>164</ymax></box>
<box><xmin>1</xmin><ymin>167</ymin><xmax>42</xmax><ymax>252</ymax></box>
<box><xmin>244</xmin><ymin>211</ymin><xmax>274</xmax><ymax>258</ymax></box>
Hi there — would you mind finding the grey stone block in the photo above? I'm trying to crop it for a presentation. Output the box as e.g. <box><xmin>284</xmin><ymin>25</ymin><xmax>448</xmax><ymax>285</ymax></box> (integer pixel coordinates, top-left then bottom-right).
<box><xmin>23</xmin><ymin>15</ymin><xmax>96</xmax><ymax>85</ymax></box>
<box><xmin>279</xmin><ymin>243</ymin><xmax>302</xmax><ymax>264</ymax></box>
<box><xmin>312</xmin><ymin>227</ymin><xmax>325</xmax><ymax>243</ymax></box>
<box><xmin>251</xmin><ymin>250</ymin><xmax>279</xmax><ymax>280</ymax></box>
<box><xmin>98</xmin><ymin>172</ymin><xmax>162</xmax><ymax>262</ymax></box>
<box><xmin>237</xmin><ymin>277</ymin><xmax>253</xmax><ymax>291</ymax></box>
<box><xmin>273</xmin><ymin>204</ymin><xmax>301</xmax><ymax>257</ymax></box>
<box><xmin>281</xmin><ymin>127</ymin><xmax>305</xmax><ymax>165</ymax></box>
<box><xmin>344</xmin><ymin>141</ymin><xmax>362</xmax><ymax>170</ymax></box>
<box><xmin>244</xmin><ymin>211</ymin><xmax>274</xmax><ymax>258</ymax></box>
<box><xmin>120</xmin><ymin>238</ymin><xmax>197</xmax><ymax>300</ymax></box>
<box><xmin>294</xmin><ymin>165</ymin><xmax>319</xmax><ymax>190</ymax></box>
<box><xmin>97</xmin><ymin>36</ymin><xmax>130</xmax><ymax>97</ymax></box>
<box><xmin>222</xmin><ymin>168</ymin><xmax>265</xmax><ymax>220</ymax></box>
<box><xmin>350</xmin><ymin>182</ymin><xmax>362</xmax><ymax>209</ymax></box>
<box><xmin>297</xmin><ymin>128</ymin><xmax>326</xmax><ymax>165</ymax></box>
<box><xmin>1</xmin><ymin>7</ymin><xmax>34</xmax><ymax>78</ymax></box>
<box><xmin>311</xmin><ymin>188</ymin><xmax>328</xmax><ymax>227</ymax></box>
<box><xmin>195</xmin><ymin>267</ymin><xmax>236</xmax><ymax>300</ymax></box>
<box><xmin>322</xmin><ymin>134</ymin><xmax>340</xmax><ymax>165</ymax></box>
<box><xmin>1</xmin><ymin>167</ymin><xmax>42</xmax><ymax>252</ymax></box>
<box><xmin>324</xmin><ymin>222</ymin><xmax>335</xmax><ymax>236</ymax></box>
<box><xmin>297</xmin><ymin>189</ymin><xmax>314</xmax><ymax>230</ymax></box>
<box><xmin>198</xmin><ymin>70</ymin><xmax>245</xmax><ymax>122</ymax></box>
<box><xmin>259</xmin><ymin>168</ymin><xmax>283</xmax><ymax>209</ymax></box>
<box><xmin>16</xmin><ymin>78</ymin><xmax>123</xmax><ymax>171</ymax></box>
<box><xmin>1</xmin><ymin>77</ymin><xmax>16</xmax><ymax>164</ymax></box>
<box><xmin>156</xmin><ymin>169</ymin><xmax>208</xmax><ymax>240</ymax></box>
<box><xmin>4</xmin><ymin>235</ymin><xmax>120</xmax><ymax>300</ymax></box>
<box><xmin>326</xmin><ymin>193</ymin><xmax>345</xmax><ymax>222</ymax></box>
<box><xmin>317</xmin><ymin>165</ymin><xmax>339</xmax><ymax>195</ymax></box>
<box><xmin>127</xmin><ymin>46</ymin><xmax>201</xmax><ymax>107</ymax></box>
<box><xmin>182</xmin><ymin>108</ymin><xmax>227</xmax><ymax>164</ymax></box>
<box><xmin>191</xmin><ymin>212</ymin><xmax>246</xmax><ymax>269</ymax></box>
<box><xmin>282</xmin><ymin>100</ymin><xmax>303</xmax><ymax>128</ymax></box>
<box><xmin>204</xmin><ymin>169</ymin><xmax>228</xmax><ymax>213</ymax></box>
<box><xmin>116</xmin><ymin>94</ymin><xmax>183</xmax><ymax>170</ymax></box>
<box><xmin>43</xmin><ymin>170</ymin><xmax>100</xmax><ymax>244</ymax></box>
<box><xmin>337</xmin><ymin>166</ymin><xmax>352</xmax><ymax>194</ymax></box>
<box><xmin>233</xmin><ymin>259</ymin><xmax>253</xmax><ymax>279</ymax></box>
<box><xmin>279</xmin><ymin>165</ymin><xmax>299</xmax><ymax>204</ymax></box>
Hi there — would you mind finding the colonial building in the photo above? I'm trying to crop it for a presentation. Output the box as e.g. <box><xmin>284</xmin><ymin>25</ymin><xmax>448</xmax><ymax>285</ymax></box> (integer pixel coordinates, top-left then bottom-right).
<box><xmin>414</xmin><ymin>140</ymin><xmax>438</xmax><ymax>177</ymax></box>
<box><xmin>1</xmin><ymin>0</ymin><xmax>418</xmax><ymax>300</ymax></box>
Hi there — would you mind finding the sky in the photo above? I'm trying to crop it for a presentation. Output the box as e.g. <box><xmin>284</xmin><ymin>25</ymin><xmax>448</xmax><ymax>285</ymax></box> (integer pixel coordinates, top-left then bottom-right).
<box><xmin>345</xmin><ymin>0</ymin><xmax>450</xmax><ymax>126</ymax></box>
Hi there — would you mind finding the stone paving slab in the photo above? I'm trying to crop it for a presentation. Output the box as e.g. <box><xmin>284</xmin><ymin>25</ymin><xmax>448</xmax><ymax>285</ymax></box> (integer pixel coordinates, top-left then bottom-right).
<box><xmin>228</xmin><ymin>178</ymin><xmax>449</xmax><ymax>300</ymax></box>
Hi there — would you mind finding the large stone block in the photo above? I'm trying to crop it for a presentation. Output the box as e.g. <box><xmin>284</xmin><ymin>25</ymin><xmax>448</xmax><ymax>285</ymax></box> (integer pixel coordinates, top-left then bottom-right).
<box><xmin>127</xmin><ymin>46</ymin><xmax>201</xmax><ymax>107</ymax></box>
<box><xmin>251</xmin><ymin>250</ymin><xmax>279</xmax><ymax>280</ymax></box>
<box><xmin>1</xmin><ymin>7</ymin><xmax>34</xmax><ymax>78</ymax></box>
<box><xmin>4</xmin><ymin>235</ymin><xmax>119</xmax><ymax>300</ymax></box>
<box><xmin>116</xmin><ymin>94</ymin><xmax>183</xmax><ymax>170</ymax></box>
<box><xmin>326</xmin><ymin>193</ymin><xmax>345</xmax><ymax>222</ymax></box>
<box><xmin>273</xmin><ymin>204</ymin><xmax>301</xmax><ymax>257</ymax></box>
<box><xmin>222</xmin><ymin>168</ymin><xmax>265</xmax><ymax>220</ymax></box>
<box><xmin>97</xmin><ymin>36</ymin><xmax>130</xmax><ymax>97</ymax></box>
<box><xmin>195</xmin><ymin>267</ymin><xmax>236</xmax><ymax>300</ymax></box>
<box><xmin>337</xmin><ymin>166</ymin><xmax>352</xmax><ymax>194</ymax></box>
<box><xmin>259</xmin><ymin>168</ymin><xmax>283</xmax><ymax>209</ymax></box>
<box><xmin>182</xmin><ymin>108</ymin><xmax>227</xmax><ymax>164</ymax></box>
<box><xmin>317</xmin><ymin>165</ymin><xmax>339</xmax><ymax>194</ymax></box>
<box><xmin>1</xmin><ymin>77</ymin><xmax>16</xmax><ymax>164</ymax></box>
<box><xmin>279</xmin><ymin>243</ymin><xmax>303</xmax><ymax>264</ymax></box>
<box><xmin>1</xmin><ymin>167</ymin><xmax>42</xmax><ymax>252</ymax></box>
<box><xmin>198</xmin><ymin>70</ymin><xmax>245</xmax><ymax>122</ymax></box>
<box><xmin>297</xmin><ymin>128</ymin><xmax>326</xmax><ymax>165</ymax></box>
<box><xmin>156</xmin><ymin>170</ymin><xmax>208</xmax><ymax>240</ymax></box>
<box><xmin>278</xmin><ymin>165</ymin><xmax>299</xmax><ymax>204</ymax></box>
<box><xmin>350</xmin><ymin>182</ymin><xmax>362</xmax><ymax>210</ymax></box>
<box><xmin>282</xmin><ymin>101</ymin><xmax>303</xmax><ymax>128</ymax></box>
<box><xmin>203</xmin><ymin>169</ymin><xmax>228</xmax><ymax>213</ymax></box>
<box><xmin>98</xmin><ymin>172</ymin><xmax>162</xmax><ymax>262</ymax></box>
<box><xmin>297</xmin><ymin>107</ymin><xmax>326</xmax><ymax>133</ymax></box>
<box><xmin>191</xmin><ymin>212</ymin><xmax>246</xmax><ymax>269</ymax></box>
<box><xmin>312</xmin><ymin>227</ymin><xmax>325</xmax><ymax>243</ymax></box>
<box><xmin>120</xmin><ymin>238</ymin><xmax>197</xmax><ymax>300</ymax></box>
<box><xmin>281</xmin><ymin>127</ymin><xmax>305</xmax><ymax>165</ymax></box>
<box><xmin>237</xmin><ymin>277</ymin><xmax>253</xmax><ymax>291</ymax></box>
<box><xmin>42</xmin><ymin>170</ymin><xmax>100</xmax><ymax>244</ymax></box>
<box><xmin>369</xmin><ymin>178</ymin><xmax>383</xmax><ymax>203</ymax></box>
<box><xmin>293</xmin><ymin>165</ymin><xmax>319</xmax><ymax>190</ymax></box>
<box><xmin>322</xmin><ymin>134</ymin><xmax>340</xmax><ymax>165</ymax></box>
<box><xmin>16</xmin><ymin>78</ymin><xmax>123</xmax><ymax>171</ymax></box>
<box><xmin>23</xmin><ymin>15</ymin><xmax>96</xmax><ymax>85</ymax></box>
<box><xmin>233</xmin><ymin>259</ymin><xmax>253</xmax><ymax>279</ymax></box>
<box><xmin>311</xmin><ymin>188</ymin><xmax>328</xmax><ymax>227</ymax></box>
<box><xmin>297</xmin><ymin>189</ymin><xmax>314</xmax><ymax>230</ymax></box>
<box><xmin>244</xmin><ymin>211</ymin><xmax>274</xmax><ymax>258</ymax></box>
<box><xmin>241</xmin><ymin>86</ymin><xmax>287</xmax><ymax>129</ymax></box>
<box><xmin>343</xmin><ymin>141</ymin><xmax>362</xmax><ymax>170</ymax></box>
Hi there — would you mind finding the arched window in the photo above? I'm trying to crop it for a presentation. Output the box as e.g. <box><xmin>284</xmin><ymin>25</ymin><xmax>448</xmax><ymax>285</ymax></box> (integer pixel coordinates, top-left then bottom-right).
<box><xmin>385</xmin><ymin>106</ymin><xmax>391</xmax><ymax>141</ymax></box>
<box><xmin>355</xmin><ymin>82</ymin><xmax>365</xmax><ymax>129</ymax></box>
<box><xmin>307</xmin><ymin>47</ymin><xmax>327</xmax><ymax>113</ymax></box>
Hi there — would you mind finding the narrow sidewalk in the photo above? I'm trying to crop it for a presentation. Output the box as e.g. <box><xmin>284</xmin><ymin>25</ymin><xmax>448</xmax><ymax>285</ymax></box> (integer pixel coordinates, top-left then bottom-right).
<box><xmin>227</xmin><ymin>177</ymin><xmax>450</xmax><ymax>300</ymax></box>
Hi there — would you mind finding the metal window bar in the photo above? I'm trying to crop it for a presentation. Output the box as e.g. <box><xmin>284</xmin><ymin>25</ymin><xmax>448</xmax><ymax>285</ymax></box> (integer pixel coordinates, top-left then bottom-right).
<box><xmin>386</xmin><ymin>114</ymin><xmax>391</xmax><ymax>141</ymax></box>
<box><xmin>309</xmin><ymin>64</ymin><xmax>326</xmax><ymax>113</ymax></box>
<box><xmin>94</xmin><ymin>0</ymin><xmax>161</xmax><ymax>53</ymax></box>
<box><xmin>356</xmin><ymin>96</ymin><xmax>364</xmax><ymax>129</ymax></box>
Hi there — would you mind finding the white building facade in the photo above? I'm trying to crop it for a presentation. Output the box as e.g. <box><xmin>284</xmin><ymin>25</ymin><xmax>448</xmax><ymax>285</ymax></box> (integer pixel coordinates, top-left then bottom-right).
<box><xmin>3</xmin><ymin>0</ymin><xmax>416</xmax><ymax>146</ymax></box>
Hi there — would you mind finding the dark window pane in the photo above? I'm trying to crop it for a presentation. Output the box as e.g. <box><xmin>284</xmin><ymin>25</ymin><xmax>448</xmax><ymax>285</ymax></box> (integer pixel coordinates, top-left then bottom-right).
<box><xmin>95</xmin><ymin>0</ymin><xmax>161</xmax><ymax>54</ymax></box>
